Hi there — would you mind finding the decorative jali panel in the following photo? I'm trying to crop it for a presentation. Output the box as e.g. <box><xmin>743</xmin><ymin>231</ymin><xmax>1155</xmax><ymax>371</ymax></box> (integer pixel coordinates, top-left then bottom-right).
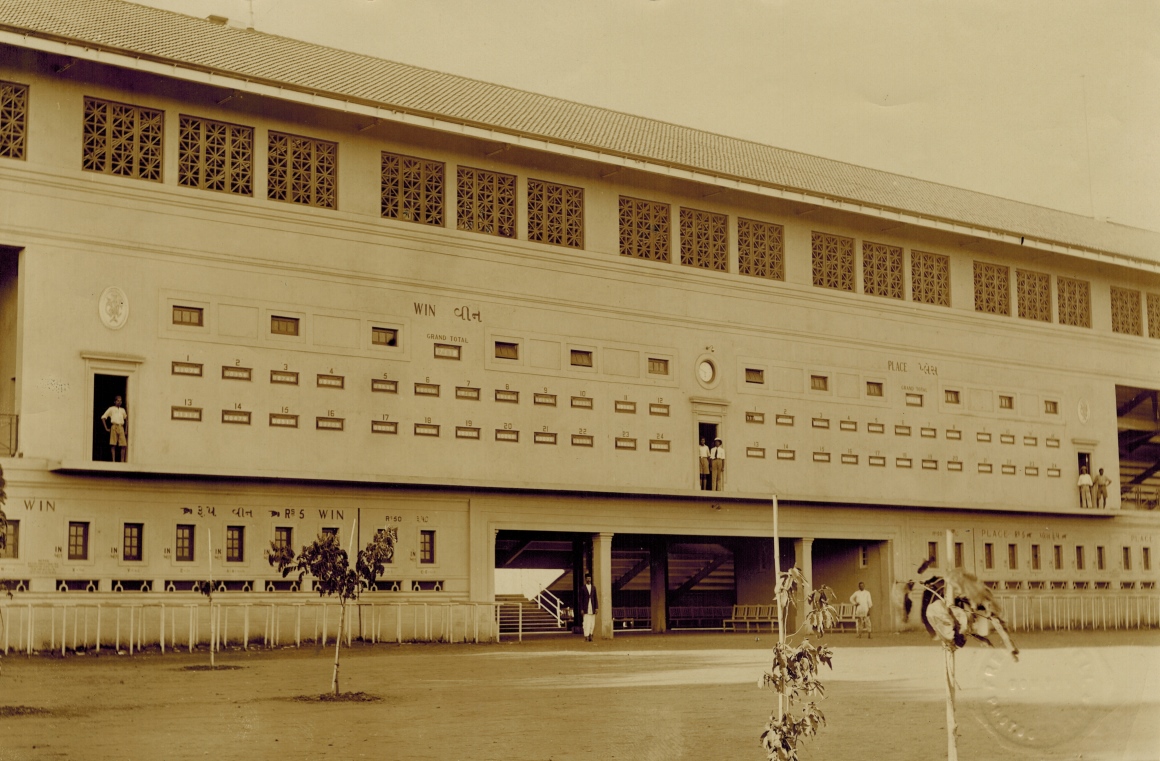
<box><xmin>0</xmin><ymin>80</ymin><xmax>28</xmax><ymax>160</ymax></box>
<box><xmin>862</xmin><ymin>241</ymin><xmax>903</xmax><ymax>298</ymax></box>
<box><xmin>1110</xmin><ymin>286</ymin><xmax>1142</xmax><ymax>335</ymax></box>
<box><xmin>619</xmin><ymin>196</ymin><xmax>670</xmax><ymax>262</ymax></box>
<box><xmin>910</xmin><ymin>250</ymin><xmax>950</xmax><ymax>306</ymax></box>
<box><xmin>1149</xmin><ymin>293</ymin><xmax>1160</xmax><ymax>339</ymax></box>
<box><xmin>1016</xmin><ymin>269</ymin><xmax>1052</xmax><ymax>322</ymax></box>
<box><xmin>679</xmin><ymin>208</ymin><xmax>727</xmax><ymax>271</ymax></box>
<box><xmin>811</xmin><ymin>232</ymin><xmax>854</xmax><ymax>291</ymax></box>
<box><xmin>1057</xmin><ymin>276</ymin><xmax>1091</xmax><ymax>328</ymax></box>
<box><xmin>381</xmin><ymin>152</ymin><xmax>444</xmax><ymax>226</ymax></box>
<box><xmin>267</xmin><ymin>131</ymin><xmax>337</xmax><ymax>209</ymax></box>
<box><xmin>527</xmin><ymin>178</ymin><xmax>583</xmax><ymax>248</ymax></box>
<box><xmin>973</xmin><ymin>261</ymin><xmax>1010</xmax><ymax>315</ymax></box>
<box><xmin>457</xmin><ymin>166</ymin><xmax>516</xmax><ymax>238</ymax></box>
<box><xmin>177</xmin><ymin>115</ymin><xmax>253</xmax><ymax>195</ymax></box>
<box><xmin>82</xmin><ymin>97</ymin><xmax>163</xmax><ymax>181</ymax></box>
<box><xmin>737</xmin><ymin>218</ymin><xmax>784</xmax><ymax>280</ymax></box>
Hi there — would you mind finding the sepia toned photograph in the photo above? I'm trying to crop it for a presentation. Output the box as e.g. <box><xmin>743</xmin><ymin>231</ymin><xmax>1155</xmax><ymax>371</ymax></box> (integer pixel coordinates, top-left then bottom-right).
<box><xmin>0</xmin><ymin>1</ymin><xmax>1157</xmax><ymax>758</ymax></box>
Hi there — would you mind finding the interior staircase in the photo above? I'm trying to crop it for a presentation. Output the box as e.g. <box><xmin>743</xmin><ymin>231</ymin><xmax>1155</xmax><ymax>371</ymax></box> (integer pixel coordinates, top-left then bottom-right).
<box><xmin>495</xmin><ymin>594</ymin><xmax>571</xmax><ymax>634</ymax></box>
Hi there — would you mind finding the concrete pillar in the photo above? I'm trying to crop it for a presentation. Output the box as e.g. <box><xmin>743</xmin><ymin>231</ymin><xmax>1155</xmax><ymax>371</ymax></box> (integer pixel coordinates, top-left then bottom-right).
<box><xmin>592</xmin><ymin>532</ymin><xmax>614</xmax><ymax>640</ymax></box>
<box><xmin>649</xmin><ymin>537</ymin><xmax>669</xmax><ymax>633</ymax></box>
<box><xmin>792</xmin><ymin>537</ymin><xmax>814</xmax><ymax>632</ymax></box>
<box><xmin>571</xmin><ymin>538</ymin><xmax>586</xmax><ymax>632</ymax></box>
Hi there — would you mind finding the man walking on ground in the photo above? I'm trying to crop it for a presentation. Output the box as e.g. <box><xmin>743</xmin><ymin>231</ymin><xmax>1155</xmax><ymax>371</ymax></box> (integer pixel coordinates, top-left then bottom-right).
<box><xmin>850</xmin><ymin>581</ymin><xmax>873</xmax><ymax>639</ymax></box>
<box><xmin>579</xmin><ymin>573</ymin><xmax>598</xmax><ymax>642</ymax></box>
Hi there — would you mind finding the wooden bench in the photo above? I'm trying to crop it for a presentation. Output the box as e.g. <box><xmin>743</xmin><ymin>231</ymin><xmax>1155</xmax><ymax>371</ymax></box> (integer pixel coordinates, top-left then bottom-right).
<box><xmin>724</xmin><ymin>604</ymin><xmax>778</xmax><ymax>632</ymax></box>
<box><xmin>669</xmin><ymin>605</ymin><xmax>732</xmax><ymax>628</ymax></box>
<box><xmin>833</xmin><ymin>602</ymin><xmax>857</xmax><ymax>632</ymax></box>
<box><xmin>612</xmin><ymin>606</ymin><xmax>651</xmax><ymax>628</ymax></box>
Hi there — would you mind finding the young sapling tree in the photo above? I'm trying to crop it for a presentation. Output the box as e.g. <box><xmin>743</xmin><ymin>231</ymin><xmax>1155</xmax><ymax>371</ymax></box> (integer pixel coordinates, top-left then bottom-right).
<box><xmin>269</xmin><ymin>528</ymin><xmax>394</xmax><ymax>696</ymax></box>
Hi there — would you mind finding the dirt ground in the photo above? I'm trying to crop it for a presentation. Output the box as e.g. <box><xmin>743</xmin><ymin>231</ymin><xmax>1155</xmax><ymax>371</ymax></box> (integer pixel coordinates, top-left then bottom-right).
<box><xmin>0</xmin><ymin>629</ymin><xmax>1157</xmax><ymax>761</ymax></box>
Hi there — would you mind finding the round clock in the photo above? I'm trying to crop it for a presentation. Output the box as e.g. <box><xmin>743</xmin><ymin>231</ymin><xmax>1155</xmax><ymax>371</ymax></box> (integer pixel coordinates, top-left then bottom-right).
<box><xmin>697</xmin><ymin>359</ymin><xmax>716</xmax><ymax>384</ymax></box>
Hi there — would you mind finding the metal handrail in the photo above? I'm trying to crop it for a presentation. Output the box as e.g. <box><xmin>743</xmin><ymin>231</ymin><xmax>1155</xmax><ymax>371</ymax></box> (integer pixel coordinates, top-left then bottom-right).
<box><xmin>531</xmin><ymin>587</ymin><xmax>568</xmax><ymax>627</ymax></box>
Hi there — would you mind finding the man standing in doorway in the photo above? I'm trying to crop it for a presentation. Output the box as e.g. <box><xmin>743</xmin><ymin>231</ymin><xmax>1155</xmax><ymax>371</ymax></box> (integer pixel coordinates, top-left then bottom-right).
<box><xmin>1077</xmin><ymin>466</ymin><xmax>1094</xmax><ymax>508</ymax></box>
<box><xmin>579</xmin><ymin>572</ymin><xmax>598</xmax><ymax>641</ymax></box>
<box><xmin>710</xmin><ymin>438</ymin><xmax>726</xmax><ymax>491</ymax></box>
<box><xmin>101</xmin><ymin>395</ymin><xmax>128</xmax><ymax>462</ymax></box>
<box><xmin>698</xmin><ymin>437</ymin><xmax>711</xmax><ymax>490</ymax></box>
<box><xmin>1093</xmin><ymin>468</ymin><xmax>1113</xmax><ymax>509</ymax></box>
<box><xmin>850</xmin><ymin>581</ymin><xmax>873</xmax><ymax>639</ymax></box>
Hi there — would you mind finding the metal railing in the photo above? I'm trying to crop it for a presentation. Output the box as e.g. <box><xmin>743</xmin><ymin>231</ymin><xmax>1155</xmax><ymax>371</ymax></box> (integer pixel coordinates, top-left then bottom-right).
<box><xmin>531</xmin><ymin>587</ymin><xmax>568</xmax><ymax>627</ymax></box>
<box><xmin>0</xmin><ymin>413</ymin><xmax>16</xmax><ymax>457</ymax></box>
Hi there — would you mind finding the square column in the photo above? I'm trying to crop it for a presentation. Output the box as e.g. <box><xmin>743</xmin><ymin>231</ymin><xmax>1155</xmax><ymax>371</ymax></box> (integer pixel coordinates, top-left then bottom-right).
<box><xmin>592</xmin><ymin>532</ymin><xmax>614</xmax><ymax>640</ymax></box>
<box><xmin>649</xmin><ymin>537</ymin><xmax>669</xmax><ymax>633</ymax></box>
<box><xmin>792</xmin><ymin>537</ymin><xmax>814</xmax><ymax>632</ymax></box>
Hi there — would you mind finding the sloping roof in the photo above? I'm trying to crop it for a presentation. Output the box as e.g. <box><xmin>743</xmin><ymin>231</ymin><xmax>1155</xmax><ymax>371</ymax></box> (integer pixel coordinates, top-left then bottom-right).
<box><xmin>0</xmin><ymin>0</ymin><xmax>1156</xmax><ymax>263</ymax></box>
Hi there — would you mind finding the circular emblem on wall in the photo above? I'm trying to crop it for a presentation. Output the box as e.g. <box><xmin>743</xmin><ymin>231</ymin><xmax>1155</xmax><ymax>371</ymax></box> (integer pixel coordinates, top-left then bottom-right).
<box><xmin>1077</xmin><ymin>399</ymin><xmax>1090</xmax><ymax>424</ymax></box>
<box><xmin>99</xmin><ymin>286</ymin><xmax>129</xmax><ymax>330</ymax></box>
<box><xmin>695</xmin><ymin>356</ymin><xmax>720</xmax><ymax>390</ymax></box>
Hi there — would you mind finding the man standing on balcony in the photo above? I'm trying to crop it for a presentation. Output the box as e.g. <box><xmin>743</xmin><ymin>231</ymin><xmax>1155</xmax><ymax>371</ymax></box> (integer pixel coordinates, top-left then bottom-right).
<box><xmin>1077</xmin><ymin>466</ymin><xmax>1094</xmax><ymax>508</ymax></box>
<box><xmin>1093</xmin><ymin>468</ymin><xmax>1112</xmax><ymax>509</ymax></box>
<box><xmin>710</xmin><ymin>438</ymin><xmax>726</xmax><ymax>490</ymax></box>
<box><xmin>579</xmin><ymin>572</ymin><xmax>598</xmax><ymax>641</ymax></box>
<box><xmin>100</xmin><ymin>395</ymin><xmax>128</xmax><ymax>462</ymax></box>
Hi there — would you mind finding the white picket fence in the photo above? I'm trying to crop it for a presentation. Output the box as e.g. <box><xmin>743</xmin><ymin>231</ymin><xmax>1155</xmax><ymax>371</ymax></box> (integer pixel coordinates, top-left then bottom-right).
<box><xmin>993</xmin><ymin>593</ymin><xmax>1160</xmax><ymax>632</ymax></box>
<box><xmin>0</xmin><ymin>599</ymin><xmax>504</xmax><ymax>655</ymax></box>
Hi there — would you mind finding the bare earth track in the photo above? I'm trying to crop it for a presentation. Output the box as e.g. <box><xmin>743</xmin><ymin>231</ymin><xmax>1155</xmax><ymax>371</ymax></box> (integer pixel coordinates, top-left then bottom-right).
<box><xmin>0</xmin><ymin>630</ymin><xmax>1156</xmax><ymax>761</ymax></box>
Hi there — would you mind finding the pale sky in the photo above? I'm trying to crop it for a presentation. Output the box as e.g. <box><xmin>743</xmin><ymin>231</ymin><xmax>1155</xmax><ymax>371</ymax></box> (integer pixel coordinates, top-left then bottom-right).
<box><xmin>137</xmin><ymin>0</ymin><xmax>1159</xmax><ymax>233</ymax></box>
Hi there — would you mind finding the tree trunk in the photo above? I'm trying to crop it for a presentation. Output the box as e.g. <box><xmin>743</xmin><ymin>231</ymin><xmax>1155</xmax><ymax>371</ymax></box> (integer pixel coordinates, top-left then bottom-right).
<box><xmin>944</xmin><ymin>644</ymin><xmax>958</xmax><ymax>761</ymax></box>
<box><xmin>332</xmin><ymin>601</ymin><xmax>345</xmax><ymax>696</ymax></box>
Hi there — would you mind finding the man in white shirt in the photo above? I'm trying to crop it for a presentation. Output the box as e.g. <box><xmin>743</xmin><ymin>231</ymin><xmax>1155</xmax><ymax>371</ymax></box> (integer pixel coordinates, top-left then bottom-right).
<box><xmin>850</xmin><ymin>581</ymin><xmax>873</xmax><ymax>638</ymax></box>
<box><xmin>100</xmin><ymin>395</ymin><xmax>128</xmax><ymax>462</ymax></box>
<box><xmin>698</xmin><ymin>437</ymin><xmax>711</xmax><ymax>490</ymax></box>
<box><xmin>1077</xmin><ymin>466</ymin><xmax>1093</xmax><ymax>508</ymax></box>
<box><xmin>710</xmin><ymin>438</ymin><xmax>725</xmax><ymax>490</ymax></box>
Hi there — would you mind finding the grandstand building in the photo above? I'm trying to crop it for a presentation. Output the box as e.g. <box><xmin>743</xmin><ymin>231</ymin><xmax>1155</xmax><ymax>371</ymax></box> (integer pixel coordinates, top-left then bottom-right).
<box><xmin>0</xmin><ymin>0</ymin><xmax>1157</xmax><ymax>642</ymax></box>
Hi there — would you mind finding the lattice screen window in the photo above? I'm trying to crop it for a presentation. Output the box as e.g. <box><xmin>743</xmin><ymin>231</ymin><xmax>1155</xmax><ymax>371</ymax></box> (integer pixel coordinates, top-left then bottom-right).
<box><xmin>679</xmin><ymin>208</ymin><xmax>728</xmax><ymax>271</ymax></box>
<box><xmin>381</xmin><ymin>152</ymin><xmax>444</xmax><ymax>227</ymax></box>
<box><xmin>267</xmin><ymin>131</ymin><xmax>337</xmax><ymax>209</ymax></box>
<box><xmin>811</xmin><ymin>232</ymin><xmax>854</xmax><ymax>291</ymax></box>
<box><xmin>177</xmin><ymin>115</ymin><xmax>253</xmax><ymax>195</ymax></box>
<box><xmin>1057</xmin><ymin>276</ymin><xmax>1091</xmax><ymax>328</ymax></box>
<box><xmin>1110</xmin><ymin>286</ymin><xmax>1142</xmax><ymax>335</ymax></box>
<box><xmin>619</xmin><ymin>196</ymin><xmax>671</xmax><ymax>262</ymax></box>
<box><xmin>862</xmin><ymin>241</ymin><xmax>903</xmax><ymax>299</ymax></box>
<box><xmin>737</xmin><ymin>218</ymin><xmax>784</xmax><ymax>280</ymax></box>
<box><xmin>0</xmin><ymin>80</ymin><xmax>28</xmax><ymax>160</ymax></box>
<box><xmin>82</xmin><ymin>96</ymin><xmax>163</xmax><ymax>180</ymax></box>
<box><xmin>1148</xmin><ymin>293</ymin><xmax>1160</xmax><ymax>339</ymax></box>
<box><xmin>1016</xmin><ymin>269</ymin><xmax>1052</xmax><ymax>322</ymax></box>
<box><xmin>456</xmin><ymin>166</ymin><xmax>516</xmax><ymax>238</ymax></box>
<box><xmin>973</xmin><ymin>261</ymin><xmax>1010</xmax><ymax>315</ymax></box>
<box><xmin>909</xmin><ymin>250</ymin><xmax>950</xmax><ymax>306</ymax></box>
<box><xmin>527</xmin><ymin>178</ymin><xmax>583</xmax><ymax>248</ymax></box>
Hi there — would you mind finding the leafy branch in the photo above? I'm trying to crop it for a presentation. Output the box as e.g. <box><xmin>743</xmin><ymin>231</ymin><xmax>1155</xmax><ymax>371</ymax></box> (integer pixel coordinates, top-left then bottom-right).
<box><xmin>760</xmin><ymin>567</ymin><xmax>837</xmax><ymax>761</ymax></box>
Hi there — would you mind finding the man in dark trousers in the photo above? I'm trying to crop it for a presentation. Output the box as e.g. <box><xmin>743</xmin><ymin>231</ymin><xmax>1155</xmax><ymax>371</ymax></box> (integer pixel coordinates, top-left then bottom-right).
<box><xmin>579</xmin><ymin>573</ymin><xmax>598</xmax><ymax>641</ymax></box>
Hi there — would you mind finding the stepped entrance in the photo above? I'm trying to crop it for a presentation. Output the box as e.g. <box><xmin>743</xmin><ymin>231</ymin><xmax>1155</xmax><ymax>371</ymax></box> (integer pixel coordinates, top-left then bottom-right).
<box><xmin>494</xmin><ymin>531</ymin><xmax>737</xmax><ymax>634</ymax></box>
